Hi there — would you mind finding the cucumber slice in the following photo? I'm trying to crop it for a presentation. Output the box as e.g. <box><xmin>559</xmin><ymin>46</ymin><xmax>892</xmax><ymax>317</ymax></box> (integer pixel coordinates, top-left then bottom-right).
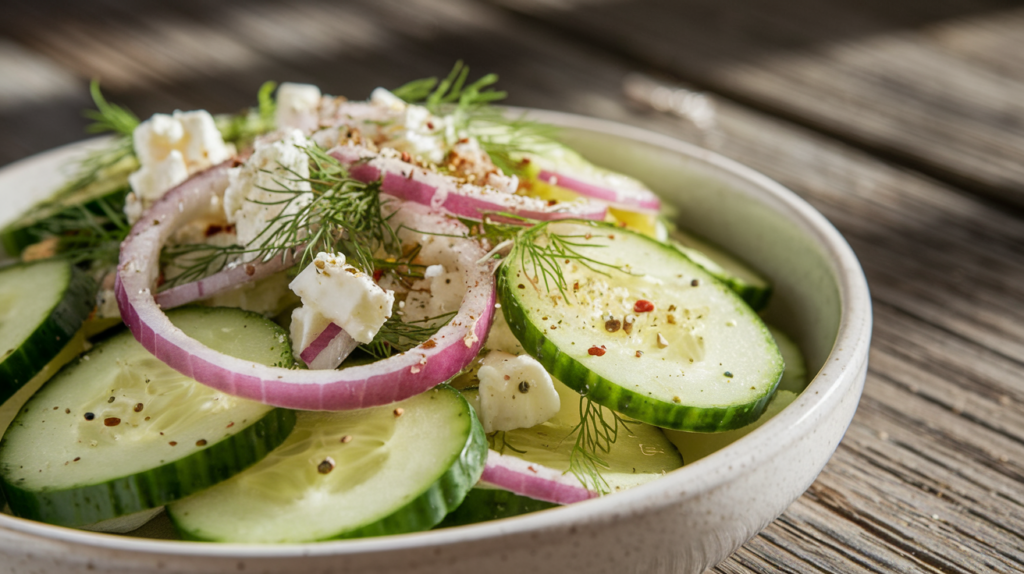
<box><xmin>499</xmin><ymin>223</ymin><xmax>784</xmax><ymax>431</ymax></box>
<box><xmin>437</xmin><ymin>487</ymin><xmax>557</xmax><ymax>528</ymax></box>
<box><xmin>669</xmin><ymin>230</ymin><xmax>772</xmax><ymax>311</ymax></box>
<box><xmin>463</xmin><ymin>383</ymin><xmax>682</xmax><ymax>492</ymax></box>
<box><xmin>665</xmin><ymin>389</ymin><xmax>797</xmax><ymax>464</ymax></box>
<box><xmin>770</xmin><ymin>326</ymin><xmax>809</xmax><ymax>394</ymax></box>
<box><xmin>0</xmin><ymin>259</ymin><xmax>95</xmax><ymax>406</ymax></box>
<box><xmin>1</xmin><ymin>157</ymin><xmax>134</xmax><ymax>257</ymax></box>
<box><xmin>169</xmin><ymin>384</ymin><xmax>487</xmax><ymax>543</ymax></box>
<box><xmin>0</xmin><ymin>307</ymin><xmax>296</xmax><ymax>527</ymax></box>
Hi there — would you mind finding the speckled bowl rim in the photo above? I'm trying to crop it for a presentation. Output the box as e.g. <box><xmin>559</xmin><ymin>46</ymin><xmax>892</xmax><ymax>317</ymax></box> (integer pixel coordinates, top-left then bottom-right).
<box><xmin>0</xmin><ymin>110</ymin><xmax>872</xmax><ymax>559</ymax></box>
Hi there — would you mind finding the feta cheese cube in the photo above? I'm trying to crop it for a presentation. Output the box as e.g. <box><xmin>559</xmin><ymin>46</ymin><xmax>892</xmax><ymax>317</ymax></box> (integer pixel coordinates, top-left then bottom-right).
<box><xmin>126</xmin><ymin>109</ymin><xmax>231</xmax><ymax>222</ymax></box>
<box><xmin>289</xmin><ymin>252</ymin><xmax>395</xmax><ymax>344</ymax></box>
<box><xmin>276</xmin><ymin>83</ymin><xmax>322</xmax><ymax>133</ymax></box>
<box><xmin>223</xmin><ymin>130</ymin><xmax>313</xmax><ymax>248</ymax></box>
<box><xmin>477</xmin><ymin>351</ymin><xmax>560</xmax><ymax>433</ymax></box>
<box><xmin>127</xmin><ymin>150</ymin><xmax>189</xmax><ymax>203</ymax></box>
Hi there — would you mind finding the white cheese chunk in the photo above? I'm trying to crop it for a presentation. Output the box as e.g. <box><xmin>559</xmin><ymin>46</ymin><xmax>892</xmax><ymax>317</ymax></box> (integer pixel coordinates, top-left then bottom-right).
<box><xmin>289</xmin><ymin>252</ymin><xmax>395</xmax><ymax>344</ymax></box>
<box><xmin>289</xmin><ymin>305</ymin><xmax>332</xmax><ymax>358</ymax></box>
<box><xmin>126</xmin><ymin>109</ymin><xmax>231</xmax><ymax>223</ymax></box>
<box><xmin>477</xmin><ymin>351</ymin><xmax>560</xmax><ymax>433</ymax></box>
<box><xmin>368</xmin><ymin>87</ymin><xmax>449</xmax><ymax>164</ymax></box>
<box><xmin>276</xmin><ymin>83</ymin><xmax>322</xmax><ymax>133</ymax></box>
<box><xmin>223</xmin><ymin>130</ymin><xmax>313</xmax><ymax>249</ymax></box>
<box><xmin>127</xmin><ymin>150</ymin><xmax>189</xmax><ymax>203</ymax></box>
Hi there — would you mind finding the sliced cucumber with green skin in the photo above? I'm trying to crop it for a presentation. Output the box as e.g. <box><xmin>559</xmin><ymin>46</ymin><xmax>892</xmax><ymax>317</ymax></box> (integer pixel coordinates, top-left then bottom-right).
<box><xmin>499</xmin><ymin>223</ymin><xmax>784</xmax><ymax>432</ymax></box>
<box><xmin>437</xmin><ymin>487</ymin><xmax>557</xmax><ymax>528</ymax></box>
<box><xmin>0</xmin><ymin>307</ymin><xmax>296</xmax><ymax>527</ymax></box>
<box><xmin>666</xmin><ymin>389</ymin><xmax>797</xmax><ymax>464</ymax></box>
<box><xmin>463</xmin><ymin>383</ymin><xmax>682</xmax><ymax>492</ymax></box>
<box><xmin>1</xmin><ymin>157</ymin><xmax>134</xmax><ymax>257</ymax></box>
<box><xmin>770</xmin><ymin>326</ymin><xmax>809</xmax><ymax>394</ymax></box>
<box><xmin>0</xmin><ymin>259</ymin><xmax>95</xmax><ymax>406</ymax></box>
<box><xmin>670</xmin><ymin>230</ymin><xmax>772</xmax><ymax>311</ymax></box>
<box><xmin>169</xmin><ymin>384</ymin><xmax>487</xmax><ymax>543</ymax></box>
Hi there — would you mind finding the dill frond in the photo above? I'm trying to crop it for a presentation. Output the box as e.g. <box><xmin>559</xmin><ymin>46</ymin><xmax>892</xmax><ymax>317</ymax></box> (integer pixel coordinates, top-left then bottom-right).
<box><xmin>566</xmin><ymin>396</ymin><xmax>633</xmax><ymax>495</ymax></box>
<box><xmin>359</xmin><ymin>311</ymin><xmax>457</xmax><ymax>360</ymax></box>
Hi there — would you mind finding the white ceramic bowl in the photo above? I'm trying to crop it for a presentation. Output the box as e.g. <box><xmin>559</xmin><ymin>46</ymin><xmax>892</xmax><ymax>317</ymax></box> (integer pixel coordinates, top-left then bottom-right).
<box><xmin>0</xmin><ymin>111</ymin><xmax>871</xmax><ymax>574</ymax></box>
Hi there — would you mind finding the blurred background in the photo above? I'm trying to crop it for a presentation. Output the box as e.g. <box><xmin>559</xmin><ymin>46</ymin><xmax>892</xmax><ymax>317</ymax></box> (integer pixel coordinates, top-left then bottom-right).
<box><xmin>3</xmin><ymin>1</ymin><xmax>1024</xmax><ymax>572</ymax></box>
<box><xmin>4</xmin><ymin>0</ymin><xmax>1024</xmax><ymax>212</ymax></box>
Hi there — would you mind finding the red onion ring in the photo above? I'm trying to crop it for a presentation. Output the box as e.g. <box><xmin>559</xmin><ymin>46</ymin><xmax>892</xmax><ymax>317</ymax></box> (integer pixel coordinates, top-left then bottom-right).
<box><xmin>299</xmin><ymin>323</ymin><xmax>358</xmax><ymax>370</ymax></box>
<box><xmin>330</xmin><ymin>146</ymin><xmax>608</xmax><ymax>222</ymax></box>
<box><xmin>116</xmin><ymin>166</ymin><xmax>496</xmax><ymax>410</ymax></box>
<box><xmin>536</xmin><ymin>168</ymin><xmax>661</xmax><ymax>212</ymax></box>
<box><xmin>479</xmin><ymin>451</ymin><xmax>597</xmax><ymax>505</ymax></box>
<box><xmin>155</xmin><ymin>253</ymin><xmax>294</xmax><ymax>310</ymax></box>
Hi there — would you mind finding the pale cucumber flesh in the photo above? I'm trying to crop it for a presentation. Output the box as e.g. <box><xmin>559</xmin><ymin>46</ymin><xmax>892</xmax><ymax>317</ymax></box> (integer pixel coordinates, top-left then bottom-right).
<box><xmin>0</xmin><ymin>307</ymin><xmax>296</xmax><ymax>526</ymax></box>
<box><xmin>169</xmin><ymin>385</ymin><xmax>487</xmax><ymax>543</ymax></box>
<box><xmin>463</xmin><ymin>382</ymin><xmax>683</xmax><ymax>492</ymax></box>
<box><xmin>500</xmin><ymin>223</ymin><xmax>784</xmax><ymax>431</ymax></box>
<box><xmin>0</xmin><ymin>259</ymin><xmax>95</xmax><ymax>404</ymax></box>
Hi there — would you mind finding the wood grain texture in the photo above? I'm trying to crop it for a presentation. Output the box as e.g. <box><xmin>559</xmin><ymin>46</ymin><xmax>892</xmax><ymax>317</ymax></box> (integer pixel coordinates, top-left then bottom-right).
<box><xmin>489</xmin><ymin>0</ymin><xmax>1024</xmax><ymax>210</ymax></box>
<box><xmin>0</xmin><ymin>0</ymin><xmax>1022</xmax><ymax>572</ymax></box>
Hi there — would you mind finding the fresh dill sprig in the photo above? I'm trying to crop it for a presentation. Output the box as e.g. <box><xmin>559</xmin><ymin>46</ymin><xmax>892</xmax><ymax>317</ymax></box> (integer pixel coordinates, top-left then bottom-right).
<box><xmin>566</xmin><ymin>395</ymin><xmax>633</xmax><ymax>495</ymax></box>
<box><xmin>162</xmin><ymin>144</ymin><xmax>401</xmax><ymax>287</ymax></box>
<box><xmin>215</xmin><ymin>81</ymin><xmax>278</xmax><ymax>146</ymax></box>
<box><xmin>487</xmin><ymin>431</ymin><xmax>527</xmax><ymax>455</ymax></box>
<box><xmin>33</xmin><ymin>195</ymin><xmax>130</xmax><ymax>266</ymax></box>
<box><xmin>359</xmin><ymin>311</ymin><xmax>457</xmax><ymax>360</ymax></box>
<box><xmin>471</xmin><ymin>216</ymin><xmax>623</xmax><ymax>300</ymax></box>
<box><xmin>391</xmin><ymin>62</ymin><xmax>558</xmax><ymax>178</ymax></box>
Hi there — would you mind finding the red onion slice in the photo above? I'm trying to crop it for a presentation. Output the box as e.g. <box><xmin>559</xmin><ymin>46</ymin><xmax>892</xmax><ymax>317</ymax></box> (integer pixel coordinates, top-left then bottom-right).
<box><xmin>536</xmin><ymin>168</ymin><xmax>661</xmax><ymax>212</ymax></box>
<box><xmin>299</xmin><ymin>323</ymin><xmax>358</xmax><ymax>370</ymax></box>
<box><xmin>116</xmin><ymin>167</ymin><xmax>496</xmax><ymax>410</ymax></box>
<box><xmin>155</xmin><ymin>253</ymin><xmax>294</xmax><ymax>310</ymax></box>
<box><xmin>479</xmin><ymin>450</ymin><xmax>597</xmax><ymax>505</ymax></box>
<box><xmin>330</xmin><ymin>146</ymin><xmax>607</xmax><ymax>222</ymax></box>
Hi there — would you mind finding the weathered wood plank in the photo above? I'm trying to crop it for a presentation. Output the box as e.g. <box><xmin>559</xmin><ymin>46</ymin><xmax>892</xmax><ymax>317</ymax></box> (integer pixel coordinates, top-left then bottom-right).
<box><xmin>489</xmin><ymin>0</ymin><xmax>1024</xmax><ymax>209</ymax></box>
<box><xmin>0</xmin><ymin>2</ymin><xmax>1022</xmax><ymax>573</ymax></box>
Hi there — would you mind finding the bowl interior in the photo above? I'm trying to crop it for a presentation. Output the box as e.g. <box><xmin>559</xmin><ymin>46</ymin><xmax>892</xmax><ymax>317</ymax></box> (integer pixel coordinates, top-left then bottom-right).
<box><xmin>0</xmin><ymin>112</ymin><xmax>862</xmax><ymax>564</ymax></box>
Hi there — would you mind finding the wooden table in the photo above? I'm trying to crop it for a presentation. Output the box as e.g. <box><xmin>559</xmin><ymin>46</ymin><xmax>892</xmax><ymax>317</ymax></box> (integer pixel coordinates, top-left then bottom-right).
<box><xmin>1</xmin><ymin>1</ymin><xmax>1022</xmax><ymax>571</ymax></box>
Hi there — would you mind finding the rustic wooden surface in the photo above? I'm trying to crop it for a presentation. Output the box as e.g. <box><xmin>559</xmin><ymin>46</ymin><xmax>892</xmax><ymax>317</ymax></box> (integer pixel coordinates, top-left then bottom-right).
<box><xmin>1</xmin><ymin>0</ymin><xmax>1023</xmax><ymax>572</ymax></box>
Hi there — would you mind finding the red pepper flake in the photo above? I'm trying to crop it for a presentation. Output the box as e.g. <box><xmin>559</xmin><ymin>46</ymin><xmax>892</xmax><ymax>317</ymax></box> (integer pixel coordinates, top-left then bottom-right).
<box><xmin>204</xmin><ymin>224</ymin><xmax>224</xmax><ymax>237</ymax></box>
<box><xmin>547</xmin><ymin>199</ymin><xmax>558</xmax><ymax>206</ymax></box>
<box><xmin>372</xmin><ymin>268</ymin><xmax>384</xmax><ymax>282</ymax></box>
<box><xmin>573</xmin><ymin>281</ymin><xmax>580</xmax><ymax>291</ymax></box>
<box><xmin>401</xmin><ymin>151</ymin><xmax>412</xmax><ymax>163</ymax></box>
<box><xmin>634</xmin><ymin>300</ymin><xmax>655</xmax><ymax>313</ymax></box>
<box><xmin>588</xmin><ymin>345</ymin><xmax>607</xmax><ymax>356</ymax></box>
<box><xmin>103</xmin><ymin>417</ymin><xmax>121</xmax><ymax>427</ymax></box>
<box><xmin>426</xmin><ymin>121</ymin><xmax>435</xmax><ymax>130</ymax></box>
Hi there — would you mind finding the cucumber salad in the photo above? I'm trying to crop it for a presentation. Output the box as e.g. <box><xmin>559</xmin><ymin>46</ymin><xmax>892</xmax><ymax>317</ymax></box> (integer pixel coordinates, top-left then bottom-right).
<box><xmin>0</xmin><ymin>64</ymin><xmax>807</xmax><ymax>543</ymax></box>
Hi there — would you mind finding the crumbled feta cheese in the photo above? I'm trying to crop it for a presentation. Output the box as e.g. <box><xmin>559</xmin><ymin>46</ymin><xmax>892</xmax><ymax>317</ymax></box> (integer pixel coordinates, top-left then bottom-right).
<box><xmin>368</xmin><ymin>88</ymin><xmax>449</xmax><ymax>164</ymax></box>
<box><xmin>126</xmin><ymin>110</ymin><xmax>231</xmax><ymax>222</ymax></box>
<box><xmin>223</xmin><ymin>130</ymin><xmax>313</xmax><ymax>248</ymax></box>
<box><xmin>289</xmin><ymin>305</ymin><xmax>333</xmax><ymax>356</ymax></box>
<box><xmin>289</xmin><ymin>252</ymin><xmax>395</xmax><ymax>344</ymax></box>
<box><xmin>276</xmin><ymin>83</ymin><xmax>322</xmax><ymax>133</ymax></box>
<box><xmin>477</xmin><ymin>350</ymin><xmax>560</xmax><ymax>433</ymax></box>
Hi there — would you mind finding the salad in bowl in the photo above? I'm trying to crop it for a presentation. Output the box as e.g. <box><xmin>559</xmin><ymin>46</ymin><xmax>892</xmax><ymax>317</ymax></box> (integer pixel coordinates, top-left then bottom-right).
<box><xmin>0</xmin><ymin>64</ymin><xmax>806</xmax><ymax>544</ymax></box>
